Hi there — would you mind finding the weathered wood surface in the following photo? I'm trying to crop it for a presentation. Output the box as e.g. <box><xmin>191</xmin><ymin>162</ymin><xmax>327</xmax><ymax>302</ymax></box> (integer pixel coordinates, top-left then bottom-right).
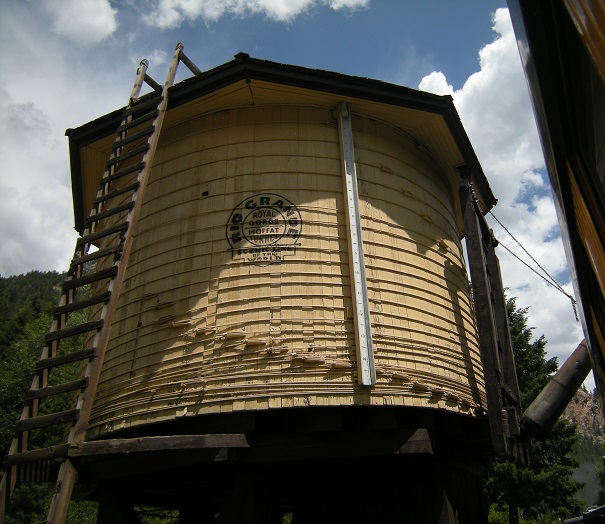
<box><xmin>69</xmin><ymin>434</ymin><xmax>249</xmax><ymax>456</ymax></box>
<box><xmin>87</xmin><ymin>105</ymin><xmax>486</xmax><ymax>438</ymax></box>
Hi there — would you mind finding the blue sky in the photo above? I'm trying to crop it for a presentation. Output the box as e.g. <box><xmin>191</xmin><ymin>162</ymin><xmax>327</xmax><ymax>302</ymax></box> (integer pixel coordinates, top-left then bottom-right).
<box><xmin>0</xmin><ymin>0</ymin><xmax>588</xmax><ymax>388</ymax></box>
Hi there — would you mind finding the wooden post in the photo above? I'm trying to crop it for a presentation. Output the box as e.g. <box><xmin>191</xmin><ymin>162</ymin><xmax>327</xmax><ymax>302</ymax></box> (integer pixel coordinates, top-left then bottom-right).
<box><xmin>96</xmin><ymin>489</ymin><xmax>139</xmax><ymax>524</ymax></box>
<box><xmin>459</xmin><ymin>175</ymin><xmax>509</xmax><ymax>457</ymax></box>
<box><xmin>215</xmin><ymin>468</ymin><xmax>282</xmax><ymax>524</ymax></box>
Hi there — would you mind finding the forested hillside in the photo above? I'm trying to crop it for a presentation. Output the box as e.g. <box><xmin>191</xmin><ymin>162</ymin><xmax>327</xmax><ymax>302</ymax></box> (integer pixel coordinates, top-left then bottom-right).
<box><xmin>0</xmin><ymin>271</ymin><xmax>99</xmax><ymax>523</ymax></box>
<box><xmin>0</xmin><ymin>271</ymin><xmax>65</xmax><ymax>456</ymax></box>
<box><xmin>0</xmin><ymin>271</ymin><xmax>64</xmax><ymax>352</ymax></box>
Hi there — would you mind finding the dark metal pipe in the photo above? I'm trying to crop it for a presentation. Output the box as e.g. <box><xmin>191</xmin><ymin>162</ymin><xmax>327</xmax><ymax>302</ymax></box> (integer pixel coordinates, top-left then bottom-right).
<box><xmin>520</xmin><ymin>339</ymin><xmax>591</xmax><ymax>439</ymax></box>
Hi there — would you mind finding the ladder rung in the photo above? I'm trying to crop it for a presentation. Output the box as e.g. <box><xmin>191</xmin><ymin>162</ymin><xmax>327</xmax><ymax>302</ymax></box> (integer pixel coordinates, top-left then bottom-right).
<box><xmin>54</xmin><ymin>291</ymin><xmax>112</xmax><ymax>316</ymax></box>
<box><xmin>93</xmin><ymin>181</ymin><xmax>140</xmax><ymax>205</ymax></box>
<box><xmin>179</xmin><ymin>50</ymin><xmax>202</xmax><ymax>76</ymax></box>
<box><xmin>70</xmin><ymin>245</ymin><xmax>123</xmax><ymax>268</ymax></box>
<box><xmin>113</xmin><ymin>125</ymin><xmax>155</xmax><ymax>150</ymax></box>
<box><xmin>14</xmin><ymin>409</ymin><xmax>79</xmax><ymax>433</ymax></box>
<box><xmin>122</xmin><ymin>95</ymin><xmax>162</xmax><ymax>117</ymax></box>
<box><xmin>77</xmin><ymin>222</ymin><xmax>129</xmax><ymax>247</ymax></box>
<box><xmin>101</xmin><ymin>162</ymin><xmax>145</xmax><ymax>184</ymax></box>
<box><xmin>45</xmin><ymin>320</ymin><xmax>104</xmax><ymax>342</ymax></box>
<box><xmin>86</xmin><ymin>202</ymin><xmax>134</xmax><ymax>226</ymax></box>
<box><xmin>144</xmin><ymin>73</ymin><xmax>162</xmax><ymax>92</ymax></box>
<box><xmin>117</xmin><ymin>110</ymin><xmax>159</xmax><ymax>133</ymax></box>
<box><xmin>36</xmin><ymin>347</ymin><xmax>97</xmax><ymax>371</ymax></box>
<box><xmin>3</xmin><ymin>446</ymin><xmax>68</xmax><ymax>467</ymax></box>
<box><xmin>63</xmin><ymin>267</ymin><xmax>118</xmax><ymax>291</ymax></box>
<box><xmin>106</xmin><ymin>144</ymin><xmax>150</xmax><ymax>168</ymax></box>
<box><xmin>25</xmin><ymin>378</ymin><xmax>88</xmax><ymax>401</ymax></box>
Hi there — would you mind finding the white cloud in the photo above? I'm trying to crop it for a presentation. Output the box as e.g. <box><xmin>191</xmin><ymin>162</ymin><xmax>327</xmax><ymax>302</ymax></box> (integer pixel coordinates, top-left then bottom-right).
<box><xmin>0</xmin><ymin>183</ymin><xmax>77</xmax><ymax>277</ymax></box>
<box><xmin>518</xmin><ymin>169</ymin><xmax>545</xmax><ymax>197</ymax></box>
<box><xmin>43</xmin><ymin>0</ymin><xmax>119</xmax><ymax>45</ymax></box>
<box><xmin>128</xmin><ymin>48</ymin><xmax>169</xmax><ymax>70</ymax></box>
<box><xmin>143</xmin><ymin>0</ymin><xmax>369</xmax><ymax>28</ymax></box>
<box><xmin>0</xmin><ymin>90</ymin><xmax>78</xmax><ymax>276</ymax></box>
<box><xmin>420</xmin><ymin>8</ymin><xmax>588</xmax><ymax>386</ymax></box>
<box><xmin>0</xmin><ymin>5</ymin><xmax>131</xmax><ymax>278</ymax></box>
<box><xmin>328</xmin><ymin>0</ymin><xmax>369</xmax><ymax>9</ymax></box>
<box><xmin>0</xmin><ymin>92</ymin><xmax>62</xmax><ymax>191</ymax></box>
<box><xmin>418</xmin><ymin>71</ymin><xmax>453</xmax><ymax>96</ymax></box>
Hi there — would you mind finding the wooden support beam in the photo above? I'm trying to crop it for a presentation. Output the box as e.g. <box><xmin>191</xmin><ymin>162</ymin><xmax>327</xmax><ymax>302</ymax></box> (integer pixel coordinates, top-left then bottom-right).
<box><xmin>3</xmin><ymin>445</ymin><xmax>69</xmax><ymax>467</ymax></box>
<box><xmin>67</xmin><ymin>434</ymin><xmax>250</xmax><ymax>457</ymax></box>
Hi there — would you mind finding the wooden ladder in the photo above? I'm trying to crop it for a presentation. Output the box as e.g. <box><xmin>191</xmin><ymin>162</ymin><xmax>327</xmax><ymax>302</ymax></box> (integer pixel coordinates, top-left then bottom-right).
<box><xmin>459</xmin><ymin>172</ymin><xmax>526</xmax><ymax>464</ymax></box>
<box><xmin>0</xmin><ymin>43</ymin><xmax>201</xmax><ymax>524</ymax></box>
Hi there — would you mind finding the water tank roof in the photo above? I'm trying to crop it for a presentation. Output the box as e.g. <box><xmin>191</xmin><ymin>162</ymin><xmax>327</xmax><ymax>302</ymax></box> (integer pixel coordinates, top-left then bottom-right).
<box><xmin>67</xmin><ymin>52</ymin><xmax>496</xmax><ymax>233</ymax></box>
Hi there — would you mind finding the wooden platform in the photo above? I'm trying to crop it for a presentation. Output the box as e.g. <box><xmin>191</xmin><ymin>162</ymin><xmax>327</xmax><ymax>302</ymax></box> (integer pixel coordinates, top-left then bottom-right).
<box><xmin>70</xmin><ymin>406</ymin><xmax>492</xmax><ymax>523</ymax></box>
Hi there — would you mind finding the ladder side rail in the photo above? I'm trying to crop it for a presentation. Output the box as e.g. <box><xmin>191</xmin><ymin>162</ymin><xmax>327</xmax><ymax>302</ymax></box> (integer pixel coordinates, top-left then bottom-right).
<box><xmin>84</xmin><ymin>58</ymin><xmax>149</xmax><ymax>241</ymax></box>
<box><xmin>468</xmin><ymin>184</ymin><xmax>523</xmax><ymax>410</ymax></box>
<box><xmin>485</xmin><ymin>233</ymin><xmax>526</xmax><ymax>464</ymax></box>
<box><xmin>44</xmin><ymin>44</ymin><xmax>184</xmax><ymax>524</ymax></box>
<box><xmin>459</xmin><ymin>177</ymin><xmax>508</xmax><ymax>457</ymax></box>
<box><xmin>129</xmin><ymin>59</ymin><xmax>150</xmax><ymax>105</ymax></box>
<box><xmin>0</xmin><ymin>467</ymin><xmax>10</xmax><ymax>522</ymax></box>
<box><xmin>468</xmin><ymin>198</ymin><xmax>521</xmax><ymax>401</ymax></box>
<box><xmin>485</xmin><ymin>238</ymin><xmax>522</xmax><ymax>406</ymax></box>
<box><xmin>11</xmin><ymin>295</ymin><xmax>65</xmax><ymax>451</ymax></box>
<box><xmin>0</xmin><ymin>288</ymin><xmax>68</xmax><ymax>516</ymax></box>
<box><xmin>11</xmin><ymin>243</ymin><xmax>90</xmax><ymax>445</ymax></box>
<box><xmin>70</xmin><ymin>63</ymin><xmax>152</xmax><ymax>318</ymax></box>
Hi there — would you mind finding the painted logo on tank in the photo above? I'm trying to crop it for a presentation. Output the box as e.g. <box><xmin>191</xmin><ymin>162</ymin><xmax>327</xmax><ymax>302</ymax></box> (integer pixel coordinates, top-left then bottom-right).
<box><xmin>226</xmin><ymin>193</ymin><xmax>302</xmax><ymax>264</ymax></box>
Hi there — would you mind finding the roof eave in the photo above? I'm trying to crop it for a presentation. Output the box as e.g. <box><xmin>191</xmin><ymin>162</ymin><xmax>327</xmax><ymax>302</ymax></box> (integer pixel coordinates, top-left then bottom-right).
<box><xmin>67</xmin><ymin>54</ymin><xmax>496</xmax><ymax>232</ymax></box>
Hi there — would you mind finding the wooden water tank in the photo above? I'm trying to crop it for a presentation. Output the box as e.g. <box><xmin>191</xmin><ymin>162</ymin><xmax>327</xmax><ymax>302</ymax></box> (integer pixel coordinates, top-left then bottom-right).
<box><xmin>66</xmin><ymin>55</ymin><xmax>499</xmax><ymax>443</ymax></box>
<box><xmin>80</xmin><ymin>102</ymin><xmax>485</xmax><ymax>438</ymax></box>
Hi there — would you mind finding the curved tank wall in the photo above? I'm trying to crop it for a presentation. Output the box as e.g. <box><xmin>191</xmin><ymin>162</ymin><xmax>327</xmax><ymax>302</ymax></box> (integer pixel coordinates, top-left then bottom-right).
<box><xmin>86</xmin><ymin>105</ymin><xmax>486</xmax><ymax>438</ymax></box>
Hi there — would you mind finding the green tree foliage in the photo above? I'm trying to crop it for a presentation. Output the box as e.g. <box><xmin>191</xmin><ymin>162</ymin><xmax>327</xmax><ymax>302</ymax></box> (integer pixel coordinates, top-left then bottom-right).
<box><xmin>0</xmin><ymin>312</ymin><xmax>55</xmax><ymax>457</ymax></box>
<box><xmin>485</xmin><ymin>297</ymin><xmax>584</xmax><ymax>523</ymax></box>
<box><xmin>0</xmin><ymin>271</ymin><xmax>64</xmax><ymax>354</ymax></box>
<box><xmin>597</xmin><ymin>460</ymin><xmax>605</xmax><ymax>505</ymax></box>
<box><xmin>506</xmin><ymin>298</ymin><xmax>557</xmax><ymax>408</ymax></box>
<box><xmin>0</xmin><ymin>271</ymin><xmax>99</xmax><ymax>523</ymax></box>
<box><xmin>571</xmin><ymin>431</ymin><xmax>605</xmax><ymax>507</ymax></box>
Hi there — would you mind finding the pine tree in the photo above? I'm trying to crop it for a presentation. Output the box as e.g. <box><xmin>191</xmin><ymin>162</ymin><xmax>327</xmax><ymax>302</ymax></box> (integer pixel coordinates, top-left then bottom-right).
<box><xmin>485</xmin><ymin>297</ymin><xmax>584</xmax><ymax>523</ymax></box>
